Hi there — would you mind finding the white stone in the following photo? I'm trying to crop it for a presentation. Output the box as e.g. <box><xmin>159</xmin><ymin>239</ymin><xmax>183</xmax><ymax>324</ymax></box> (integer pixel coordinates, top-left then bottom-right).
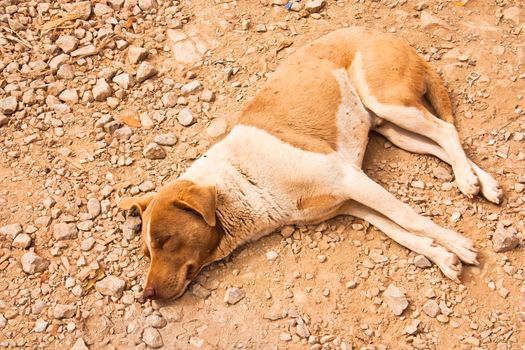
<box><xmin>56</xmin><ymin>35</ymin><xmax>78</xmax><ymax>53</ymax></box>
<box><xmin>181</xmin><ymin>80</ymin><xmax>202</xmax><ymax>95</ymax></box>
<box><xmin>200</xmin><ymin>89</ymin><xmax>215</xmax><ymax>102</ymax></box>
<box><xmin>177</xmin><ymin>107</ymin><xmax>194</xmax><ymax>126</ymax></box>
<box><xmin>112</xmin><ymin>73</ymin><xmax>134</xmax><ymax>89</ymax></box>
<box><xmin>71</xmin><ymin>338</ymin><xmax>89</xmax><ymax>350</ymax></box>
<box><xmin>305</xmin><ymin>0</ymin><xmax>326</xmax><ymax>13</ymax></box>
<box><xmin>138</xmin><ymin>0</ymin><xmax>158</xmax><ymax>11</ymax></box>
<box><xmin>59</xmin><ymin>88</ymin><xmax>79</xmax><ymax>104</ymax></box>
<box><xmin>383</xmin><ymin>283</ymin><xmax>409</xmax><ymax>316</ymax></box>
<box><xmin>21</xmin><ymin>251</ymin><xmax>49</xmax><ymax>274</ymax></box>
<box><xmin>87</xmin><ymin>198</ymin><xmax>101</xmax><ymax>218</ymax></box>
<box><xmin>62</xmin><ymin>1</ymin><xmax>92</xmax><ymax>20</ymax></box>
<box><xmin>52</xmin><ymin>304</ymin><xmax>76</xmax><ymax>319</ymax></box>
<box><xmin>12</xmin><ymin>233</ymin><xmax>32</xmax><ymax>249</ymax></box>
<box><xmin>0</xmin><ymin>223</ymin><xmax>22</xmax><ymax>238</ymax></box>
<box><xmin>95</xmin><ymin>276</ymin><xmax>126</xmax><ymax>297</ymax></box>
<box><xmin>161</xmin><ymin>92</ymin><xmax>178</xmax><ymax>107</ymax></box>
<box><xmin>143</xmin><ymin>143</ymin><xmax>166</xmax><ymax>160</ymax></box>
<box><xmin>422</xmin><ymin>299</ymin><xmax>440</xmax><ymax>318</ymax></box>
<box><xmin>224</xmin><ymin>287</ymin><xmax>245</xmax><ymax>304</ymax></box>
<box><xmin>265</xmin><ymin>250</ymin><xmax>278</xmax><ymax>261</ymax></box>
<box><xmin>154</xmin><ymin>133</ymin><xmax>177</xmax><ymax>146</ymax></box>
<box><xmin>136</xmin><ymin>62</ymin><xmax>157</xmax><ymax>82</ymax></box>
<box><xmin>127</xmin><ymin>46</ymin><xmax>148</xmax><ymax>64</ymax></box>
<box><xmin>492</xmin><ymin>225</ymin><xmax>519</xmax><ymax>253</ymax></box>
<box><xmin>53</xmin><ymin>223</ymin><xmax>78</xmax><ymax>240</ymax></box>
<box><xmin>142</xmin><ymin>327</ymin><xmax>163</xmax><ymax>348</ymax></box>
<box><xmin>33</xmin><ymin>319</ymin><xmax>48</xmax><ymax>332</ymax></box>
<box><xmin>414</xmin><ymin>255</ymin><xmax>432</xmax><ymax>268</ymax></box>
<box><xmin>93</xmin><ymin>79</ymin><xmax>112</xmax><ymax>101</ymax></box>
<box><xmin>70</xmin><ymin>45</ymin><xmax>97</xmax><ymax>57</ymax></box>
<box><xmin>1</xmin><ymin>96</ymin><xmax>17</xmax><ymax>114</ymax></box>
<box><xmin>206</xmin><ymin>118</ymin><xmax>227</xmax><ymax>138</ymax></box>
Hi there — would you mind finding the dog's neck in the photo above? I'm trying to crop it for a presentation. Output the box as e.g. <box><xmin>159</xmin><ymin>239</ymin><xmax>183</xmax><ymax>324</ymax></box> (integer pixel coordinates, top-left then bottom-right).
<box><xmin>179</xmin><ymin>126</ymin><xmax>290</xmax><ymax>260</ymax></box>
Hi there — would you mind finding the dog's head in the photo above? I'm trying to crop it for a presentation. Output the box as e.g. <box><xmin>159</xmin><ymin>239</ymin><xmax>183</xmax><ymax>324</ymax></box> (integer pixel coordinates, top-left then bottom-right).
<box><xmin>119</xmin><ymin>180</ymin><xmax>221</xmax><ymax>300</ymax></box>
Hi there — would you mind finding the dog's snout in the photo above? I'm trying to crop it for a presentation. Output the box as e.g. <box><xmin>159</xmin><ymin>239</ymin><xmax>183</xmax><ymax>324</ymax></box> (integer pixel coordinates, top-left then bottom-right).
<box><xmin>144</xmin><ymin>286</ymin><xmax>157</xmax><ymax>299</ymax></box>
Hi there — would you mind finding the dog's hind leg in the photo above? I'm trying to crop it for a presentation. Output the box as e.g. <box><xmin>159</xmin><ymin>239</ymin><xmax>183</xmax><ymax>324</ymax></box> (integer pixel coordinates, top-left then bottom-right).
<box><xmin>341</xmin><ymin>165</ymin><xmax>478</xmax><ymax>265</ymax></box>
<box><xmin>375</xmin><ymin>121</ymin><xmax>503</xmax><ymax>204</ymax></box>
<box><xmin>349</xmin><ymin>53</ymin><xmax>479</xmax><ymax>199</ymax></box>
<box><xmin>338</xmin><ymin>201</ymin><xmax>462</xmax><ymax>282</ymax></box>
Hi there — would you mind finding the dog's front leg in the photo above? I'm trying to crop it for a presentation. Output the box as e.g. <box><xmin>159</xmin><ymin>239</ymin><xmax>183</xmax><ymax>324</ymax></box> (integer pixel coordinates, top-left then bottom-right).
<box><xmin>338</xmin><ymin>201</ymin><xmax>463</xmax><ymax>282</ymax></box>
<box><xmin>341</xmin><ymin>166</ymin><xmax>478</xmax><ymax>265</ymax></box>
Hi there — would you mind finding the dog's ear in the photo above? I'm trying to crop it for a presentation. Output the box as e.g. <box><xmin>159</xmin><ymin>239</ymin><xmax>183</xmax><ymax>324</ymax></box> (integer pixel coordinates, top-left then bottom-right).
<box><xmin>174</xmin><ymin>184</ymin><xmax>217</xmax><ymax>227</ymax></box>
<box><xmin>119</xmin><ymin>193</ymin><xmax>155</xmax><ymax>216</ymax></box>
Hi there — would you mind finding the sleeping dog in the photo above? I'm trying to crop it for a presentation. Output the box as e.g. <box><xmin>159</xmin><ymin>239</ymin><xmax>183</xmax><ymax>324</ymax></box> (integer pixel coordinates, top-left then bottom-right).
<box><xmin>120</xmin><ymin>27</ymin><xmax>502</xmax><ymax>300</ymax></box>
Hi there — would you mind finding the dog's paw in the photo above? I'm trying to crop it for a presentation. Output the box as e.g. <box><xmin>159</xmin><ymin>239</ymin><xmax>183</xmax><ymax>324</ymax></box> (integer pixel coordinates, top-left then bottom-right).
<box><xmin>455</xmin><ymin>170</ymin><xmax>480</xmax><ymax>198</ymax></box>
<box><xmin>433</xmin><ymin>249</ymin><xmax>462</xmax><ymax>283</ymax></box>
<box><xmin>444</xmin><ymin>234</ymin><xmax>478</xmax><ymax>265</ymax></box>
<box><xmin>478</xmin><ymin>172</ymin><xmax>503</xmax><ymax>205</ymax></box>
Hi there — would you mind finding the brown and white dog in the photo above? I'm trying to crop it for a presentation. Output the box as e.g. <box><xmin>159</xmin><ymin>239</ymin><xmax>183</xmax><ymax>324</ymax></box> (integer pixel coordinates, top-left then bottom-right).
<box><xmin>119</xmin><ymin>27</ymin><xmax>502</xmax><ymax>300</ymax></box>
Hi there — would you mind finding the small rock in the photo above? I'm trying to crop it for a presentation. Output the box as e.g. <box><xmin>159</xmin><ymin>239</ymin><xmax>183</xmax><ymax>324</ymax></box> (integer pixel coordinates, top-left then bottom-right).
<box><xmin>139</xmin><ymin>181</ymin><xmax>155</xmax><ymax>192</ymax></box>
<box><xmin>154</xmin><ymin>133</ymin><xmax>177</xmax><ymax>146</ymax></box>
<box><xmin>143</xmin><ymin>143</ymin><xmax>166</xmax><ymax>160</ymax></box>
<box><xmin>383</xmin><ymin>283</ymin><xmax>409</xmax><ymax>316</ymax></box>
<box><xmin>279</xmin><ymin>332</ymin><xmax>292</xmax><ymax>341</ymax></box>
<box><xmin>161</xmin><ymin>92</ymin><xmax>178</xmax><ymax>108</ymax></box>
<box><xmin>177</xmin><ymin>107</ymin><xmax>195</xmax><ymax>126</ymax></box>
<box><xmin>21</xmin><ymin>251</ymin><xmax>49</xmax><ymax>274</ymax></box>
<box><xmin>71</xmin><ymin>338</ymin><xmax>89</xmax><ymax>350</ymax></box>
<box><xmin>405</xmin><ymin>319</ymin><xmax>420</xmax><ymax>335</ymax></box>
<box><xmin>70</xmin><ymin>45</ymin><xmax>97</xmax><ymax>57</ymax></box>
<box><xmin>224</xmin><ymin>287</ymin><xmax>245</xmax><ymax>304</ymax></box>
<box><xmin>138</xmin><ymin>0</ymin><xmax>158</xmax><ymax>11</ymax></box>
<box><xmin>305</xmin><ymin>0</ymin><xmax>326</xmax><ymax>13</ymax></box>
<box><xmin>266</xmin><ymin>250</ymin><xmax>279</xmax><ymax>261</ymax></box>
<box><xmin>146</xmin><ymin>314</ymin><xmax>167</xmax><ymax>328</ymax></box>
<box><xmin>420</xmin><ymin>11</ymin><xmax>450</xmax><ymax>29</ymax></box>
<box><xmin>317</xmin><ymin>254</ymin><xmax>327</xmax><ymax>263</ymax></box>
<box><xmin>93</xmin><ymin>79</ymin><xmax>112</xmax><ymax>101</ymax></box>
<box><xmin>87</xmin><ymin>198</ymin><xmax>101</xmax><ymax>218</ymax></box>
<box><xmin>181</xmin><ymin>80</ymin><xmax>202</xmax><ymax>95</ymax></box>
<box><xmin>114</xmin><ymin>126</ymin><xmax>133</xmax><ymax>140</ymax></box>
<box><xmin>59</xmin><ymin>89</ymin><xmax>79</xmax><ymax>104</ymax></box>
<box><xmin>56</xmin><ymin>35</ymin><xmax>79</xmax><ymax>53</ymax></box>
<box><xmin>52</xmin><ymin>304</ymin><xmax>76</xmax><ymax>319</ymax></box>
<box><xmin>190</xmin><ymin>284</ymin><xmax>211</xmax><ymax>299</ymax></box>
<box><xmin>33</xmin><ymin>319</ymin><xmax>48</xmax><ymax>333</ymax></box>
<box><xmin>95</xmin><ymin>276</ymin><xmax>126</xmax><ymax>297</ymax></box>
<box><xmin>492</xmin><ymin>225</ymin><xmax>519</xmax><ymax>252</ymax></box>
<box><xmin>1</xmin><ymin>96</ymin><xmax>17</xmax><ymax>114</ymax></box>
<box><xmin>432</xmin><ymin>166</ymin><xmax>453</xmax><ymax>181</ymax></box>
<box><xmin>128</xmin><ymin>46</ymin><xmax>148</xmax><ymax>64</ymax></box>
<box><xmin>13</xmin><ymin>234</ymin><xmax>32</xmax><ymax>249</ymax></box>
<box><xmin>53</xmin><ymin>223</ymin><xmax>78</xmax><ymax>240</ymax></box>
<box><xmin>0</xmin><ymin>223</ymin><xmax>22</xmax><ymax>238</ymax></box>
<box><xmin>200</xmin><ymin>90</ymin><xmax>215</xmax><ymax>102</ymax></box>
<box><xmin>62</xmin><ymin>1</ymin><xmax>92</xmax><ymax>20</ymax></box>
<box><xmin>142</xmin><ymin>327</ymin><xmax>163</xmax><ymax>348</ymax></box>
<box><xmin>0</xmin><ymin>114</ymin><xmax>8</xmax><ymax>127</ymax></box>
<box><xmin>206</xmin><ymin>118</ymin><xmax>227</xmax><ymax>138</ymax></box>
<box><xmin>414</xmin><ymin>255</ymin><xmax>432</xmax><ymax>268</ymax></box>
<box><xmin>136</xmin><ymin>62</ymin><xmax>158</xmax><ymax>82</ymax></box>
<box><xmin>422</xmin><ymin>299</ymin><xmax>440</xmax><ymax>318</ymax></box>
<box><xmin>94</xmin><ymin>3</ymin><xmax>113</xmax><ymax>16</ymax></box>
<box><xmin>113</xmin><ymin>73</ymin><xmax>134</xmax><ymax>89</ymax></box>
<box><xmin>346</xmin><ymin>280</ymin><xmax>357</xmax><ymax>289</ymax></box>
<box><xmin>255</xmin><ymin>24</ymin><xmax>267</xmax><ymax>33</ymax></box>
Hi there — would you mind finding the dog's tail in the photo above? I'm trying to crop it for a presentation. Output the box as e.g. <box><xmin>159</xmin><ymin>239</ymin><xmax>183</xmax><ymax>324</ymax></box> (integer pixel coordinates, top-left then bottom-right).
<box><xmin>424</xmin><ymin>66</ymin><xmax>454</xmax><ymax>124</ymax></box>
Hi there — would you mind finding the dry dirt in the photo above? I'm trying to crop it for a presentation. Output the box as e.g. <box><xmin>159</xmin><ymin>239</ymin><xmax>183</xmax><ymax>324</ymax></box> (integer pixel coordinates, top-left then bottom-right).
<box><xmin>0</xmin><ymin>0</ymin><xmax>524</xmax><ymax>349</ymax></box>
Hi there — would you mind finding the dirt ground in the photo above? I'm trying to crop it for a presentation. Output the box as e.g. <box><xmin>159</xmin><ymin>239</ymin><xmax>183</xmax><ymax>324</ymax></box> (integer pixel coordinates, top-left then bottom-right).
<box><xmin>0</xmin><ymin>0</ymin><xmax>524</xmax><ymax>349</ymax></box>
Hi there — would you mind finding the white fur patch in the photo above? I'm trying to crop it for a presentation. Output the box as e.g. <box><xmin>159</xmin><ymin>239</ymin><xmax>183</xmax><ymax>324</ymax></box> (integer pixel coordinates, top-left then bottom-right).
<box><xmin>332</xmin><ymin>68</ymin><xmax>373</xmax><ymax>166</ymax></box>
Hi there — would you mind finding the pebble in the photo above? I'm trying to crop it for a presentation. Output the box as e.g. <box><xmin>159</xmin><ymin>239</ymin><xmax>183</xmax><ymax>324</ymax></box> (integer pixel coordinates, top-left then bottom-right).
<box><xmin>0</xmin><ymin>223</ymin><xmax>22</xmax><ymax>238</ymax></box>
<box><xmin>154</xmin><ymin>133</ymin><xmax>177</xmax><ymax>146</ymax></box>
<box><xmin>53</xmin><ymin>223</ymin><xmax>78</xmax><ymax>240</ymax></box>
<box><xmin>138</xmin><ymin>0</ymin><xmax>158</xmax><ymax>11</ymax></box>
<box><xmin>414</xmin><ymin>255</ymin><xmax>432</xmax><ymax>268</ymax></box>
<box><xmin>136</xmin><ymin>62</ymin><xmax>158</xmax><ymax>82</ymax></box>
<box><xmin>206</xmin><ymin>118</ymin><xmax>227</xmax><ymax>137</ymax></box>
<box><xmin>161</xmin><ymin>92</ymin><xmax>177</xmax><ymax>108</ymax></box>
<box><xmin>266</xmin><ymin>250</ymin><xmax>279</xmax><ymax>261</ymax></box>
<box><xmin>143</xmin><ymin>143</ymin><xmax>166</xmax><ymax>160</ymax></box>
<box><xmin>224</xmin><ymin>287</ymin><xmax>245</xmax><ymax>304</ymax></box>
<box><xmin>422</xmin><ymin>299</ymin><xmax>440</xmax><ymax>318</ymax></box>
<box><xmin>12</xmin><ymin>233</ymin><xmax>32</xmax><ymax>249</ymax></box>
<box><xmin>33</xmin><ymin>319</ymin><xmax>48</xmax><ymax>333</ymax></box>
<box><xmin>383</xmin><ymin>283</ymin><xmax>409</xmax><ymax>316</ymax></box>
<box><xmin>432</xmin><ymin>166</ymin><xmax>453</xmax><ymax>181</ymax></box>
<box><xmin>492</xmin><ymin>225</ymin><xmax>519</xmax><ymax>252</ymax></box>
<box><xmin>142</xmin><ymin>327</ymin><xmax>163</xmax><ymax>348</ymax></box>
<box><xmin>0</xmin><ymin>114</ymin><xmax>8</xmax><ymax>127</ymax></box>
<box><xmin>114</xmin><ymin>126</ymin><xmax>133</xmax><ymax>140</ymax></box>
<box><xmin>93</xmin><ymin>79</ymin><xmax>112</xmax><ymax>101</ymax></box>
<box><xmin>21</xmin><ymin>251</ymin><xmax>49</xmax><ymax>274</ymax></box>
<box><xmin>87</xmin><ymin>198</ymin><xmax>101</xmax><ymax>218</ymax></box>
<box><xmin>56</xmin><ymin>35</ymin><xmax>78</xmax><ymax>53</ymax></box>
<box><xmin>71</xmin><ymin>45</ymin><xmax>97</xmax><ymax>57</ymax></box>
<box><xmin>52</xmin><ymin>304</ymin><xmax>76</xmax><ymax>319</ymax></box>
<box><xmin>200</xmin><ymin>90</ymin><xmax>215</xmax><ymax>102</ymax></box>
<box><xmin>1</xmin><ymin>96</ymin><xmax>17</xmax><ymax>114</ymax></box>
<box><xmin>59</xmin><ymin>89</ymin><xmax>79</xmax><ymax>104</ymax></box>
<box><xmin>71</xmin><ymin>338</ymin><xmax>89</xmax><ymax>350</ymax></box>
<box><xmin>305</xmin><ymin>0</ymin><xmax>326</xmax><ymax>13</ymax></box>
<box><xmin>95</xmin><ymin>276</ymin><xmax>126</xmax><ymax>297</ymax></box>
<box><xmin>405</xmin><ymin>319</ymin><xmax>420</xmax><ymax>335</ymax></box>
<box><xmin>113</xmin><ymin>73</ymin><xmax>134</xmax><ymax>89</ymax></box>
<box><xmin>128</xmin><ymin>46</ymin><xmax>149</xmax><ymax>64</ymax></box>
<box><xmin>181</xmin><ymin>81</ymin><xmax>202</xmax><ymax>95</ymax></box>
<box><xmin>177</xmin><ymin>107</ymin><xmax>195</xmax><ymax>126</ymax></box>
<box><xmin>63</xmin><ymin>1</ymin><xmax>92</xmax><ymax>20</ymax></box>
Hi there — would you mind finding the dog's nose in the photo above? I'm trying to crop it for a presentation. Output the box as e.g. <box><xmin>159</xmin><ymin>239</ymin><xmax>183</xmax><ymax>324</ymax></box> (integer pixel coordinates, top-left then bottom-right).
<box><xmin>144</xmin><ymin>287</ymin><xmax>156</xmax><ymax>299</ymax></box>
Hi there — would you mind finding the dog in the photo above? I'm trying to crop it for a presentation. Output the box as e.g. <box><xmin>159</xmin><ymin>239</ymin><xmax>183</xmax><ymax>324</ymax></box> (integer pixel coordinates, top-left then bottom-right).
<box><xmin>119</xmin><ymin>27</ymin><xmax>502</xmax><ymax>300</ymax></box>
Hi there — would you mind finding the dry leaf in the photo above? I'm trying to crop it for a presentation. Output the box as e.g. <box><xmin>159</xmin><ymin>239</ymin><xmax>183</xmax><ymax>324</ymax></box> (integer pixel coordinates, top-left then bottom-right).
<box><xmin>120</xmin><ymin>116</ymin><xmax>142</xmax><ymax>128</ymax></box>
<box><xmin>124</xmin><ymin>17</ymin><xmax>137</xmax><ymax>29</ymax></box>
<box><xmin>82</xmin><ymin>266</ymin><xmax>105</xmax><ymax>292</ymax></box>
<box><xmin>38</xmin><ymin>13</ymin><xmax>82</xmax><ymax>32</ymax></box>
